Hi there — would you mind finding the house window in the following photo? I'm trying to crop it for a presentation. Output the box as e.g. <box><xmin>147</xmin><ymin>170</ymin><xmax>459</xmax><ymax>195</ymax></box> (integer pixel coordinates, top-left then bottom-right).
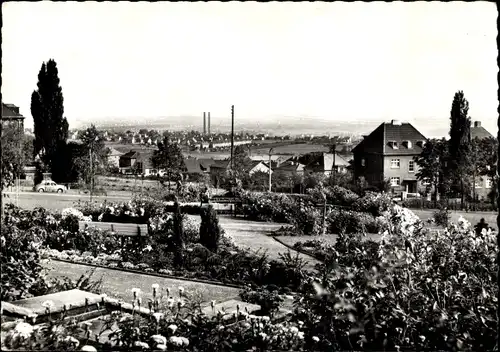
<box><xmin>390</xmin><ymin>177</ymin><xmax>400</xmax><ymax>187</ymax></box>
<box><xmin>408</xmin><ymin>160</ymin><xmax>415</xmax><ymax>172</ymax></box>
<box><xmin>389</xmin><ymin>141</ymin><xmax>399</xmax><ymax>149</ymax></box>
<box><xmin>475</xmin><ymin>177</ymin><xmax>483</xmax><ymax>188</ymax></box>
<box><xmin>390</xmin><ymin>159</ymin><xmax>400</xmax><ymax>169</ymax></box>
<box><xmin>361</xmin><ymin>158</ymin><xmax>365</xmax><ymax>167</ymax></box>
<box><xmin>485</xmin><ymin>177</ymin><xmax>493</xmax><ymax>188</ymax></box>
<box><xmin>405</xmin><ymin>140</ymin><xmax>413</xmax><ymax>149</ymax></box>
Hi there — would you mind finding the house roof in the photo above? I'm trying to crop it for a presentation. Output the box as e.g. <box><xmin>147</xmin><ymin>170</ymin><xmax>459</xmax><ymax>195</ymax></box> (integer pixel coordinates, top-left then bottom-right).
<box><xmin>121</xmin><ymin>151</ymin><xmax>139</xmax><ymax>159</ymax></box>
<box><xmin>2</xmin><ymin>103</ymin><xmax>25</xmax><ymax>120</ymax></box>
<box><xmin>352</xmin><ymin>121</ymin><xmax>427</xmax><ymax>156</ymax></box>
<box><xmin>108</xmin><ymin>147</ymin><xmax>124</xmax><ymax>157</ymax></box>
<box><xmin>184</xmin><ymin>159</ymin><xmax>203</xmax><ymax>174</ymax></box>
<box><xmin>276</xmin><ymin>161</ymin><xmax>306</xmax><ymax>172</ymax></box>
<box><xmin>305</xmin><ymin>152</ymin><xmax>350</xmax><ymax>172</ymax></box>
<box><xmin>471</xmin><ymin>122</ymin><xmax>494</xmax><ymax>140</ymax></box>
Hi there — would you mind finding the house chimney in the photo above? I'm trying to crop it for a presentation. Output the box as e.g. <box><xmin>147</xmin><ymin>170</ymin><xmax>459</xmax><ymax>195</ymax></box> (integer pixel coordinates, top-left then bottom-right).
<box><xmin>208</xmin><ymin>112</ymin><xmax>211</xmax><ymax>134</ymax></box>
<box><xmin>391</xmin><ymin>120</ymin><xmax>402</xmax><ymax>126</ymax></box>
<box><xmin>474</xmin><ymin>121</ymin><xmax>481</xmax><ymax>127</ymax></box>
<box><xmin>203</xmin><ymin>112</ymin><xmax>206</xmax><ymax>134</ymax></box>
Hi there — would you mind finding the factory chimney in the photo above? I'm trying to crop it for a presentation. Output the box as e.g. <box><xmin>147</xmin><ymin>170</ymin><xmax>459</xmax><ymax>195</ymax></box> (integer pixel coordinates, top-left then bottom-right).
<box><xmin>203</xmin><ymin>112</ymin><xmax>206</xmax><ymax>134</ymax></box>
<box><xmin>208</xmin><ymin>112</ymin><xmax>211</xmax><ymax>134</ymax></box>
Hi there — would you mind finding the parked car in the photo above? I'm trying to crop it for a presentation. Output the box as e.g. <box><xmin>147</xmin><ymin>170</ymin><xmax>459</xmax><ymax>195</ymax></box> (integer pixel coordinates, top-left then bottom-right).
<box><xmin>34</xmin><ymin>180</ymin><xmax>67</xmax><ymax>193</ymax></box>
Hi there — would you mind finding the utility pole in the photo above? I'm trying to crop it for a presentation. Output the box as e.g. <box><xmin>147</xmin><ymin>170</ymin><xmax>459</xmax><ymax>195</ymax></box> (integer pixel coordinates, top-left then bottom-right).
<box><xmin>268</xmin><ymin>148</ymin><xmax>274</xmax><ymax>192</ymax></box>
<box><xmin>230</xmin><ymin>105</ymin><xmax>234</xmax><ymax>170</ymax></box>
<box><xmin>89</xmin><ymin>147</ymin><xmax>93</xmax><ymax>203</ymax></box>
<box><xmin>472</xmin><ymin>142</ymin><xmax>476</xmax><ymax>211</ymax></box>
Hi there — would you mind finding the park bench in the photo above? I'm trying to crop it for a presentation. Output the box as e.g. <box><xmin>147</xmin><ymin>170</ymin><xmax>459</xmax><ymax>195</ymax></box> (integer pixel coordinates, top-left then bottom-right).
<box><xmin>210</xmin><ymin>196</ymin><xmax>242</xmax><ymax>216</ymax></box>
<box><xmin>78</xmin><ymin>221</ymin><xmax>149</xmax><ymax>246</ymax></box>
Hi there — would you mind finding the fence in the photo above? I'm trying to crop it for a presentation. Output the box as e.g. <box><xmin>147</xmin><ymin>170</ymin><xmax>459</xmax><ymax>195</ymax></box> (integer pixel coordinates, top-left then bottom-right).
<box><xmin>402</xmin><ymin>198</ymin><xmax>497</xmax><ymax>212</ymax></box>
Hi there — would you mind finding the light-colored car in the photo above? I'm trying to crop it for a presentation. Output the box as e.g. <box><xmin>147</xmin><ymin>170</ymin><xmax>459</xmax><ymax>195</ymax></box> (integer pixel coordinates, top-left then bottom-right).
<box><xmin>34</xmin><ymin>180</ymin><xmax>67</xmax><ymax>193</ymax></box>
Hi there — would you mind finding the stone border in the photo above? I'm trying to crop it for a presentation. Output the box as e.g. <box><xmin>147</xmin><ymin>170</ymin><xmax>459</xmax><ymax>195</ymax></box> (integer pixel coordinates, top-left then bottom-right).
<box><xmin>49</xmin><ymin>257</ymin><xmax>246</xmax><ymax>290</ymax></box>
<box><xmin>271</xmin><ymin>236</ymin><xmax>321</xmax><ymax>262</ymax></box>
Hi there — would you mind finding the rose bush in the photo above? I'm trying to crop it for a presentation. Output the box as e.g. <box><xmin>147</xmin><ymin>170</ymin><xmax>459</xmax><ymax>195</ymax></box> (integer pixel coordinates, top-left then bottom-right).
<box><xmin>293</xmin><ymin>205</ymin><xmax>497</xmax><ymax>351</ymax></box>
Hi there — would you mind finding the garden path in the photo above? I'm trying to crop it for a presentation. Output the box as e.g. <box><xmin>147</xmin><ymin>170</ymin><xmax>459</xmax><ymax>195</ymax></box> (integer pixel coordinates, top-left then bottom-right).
<box><xmin>42</xmin><ymin>260</ymin><xmax>240</xmax><ymax>305</ymax></box>
<box><xmin>191</xmin><ymin>215</ymin><xmax>321</xmax><ymax>271</ymax></box>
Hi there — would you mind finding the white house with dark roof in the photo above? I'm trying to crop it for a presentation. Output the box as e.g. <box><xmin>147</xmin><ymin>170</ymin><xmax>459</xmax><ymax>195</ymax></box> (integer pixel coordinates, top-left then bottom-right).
<box><xmin>352</xmin><ymin>119</ymin><xmax>428</xmax><ymax>194</ymax></box>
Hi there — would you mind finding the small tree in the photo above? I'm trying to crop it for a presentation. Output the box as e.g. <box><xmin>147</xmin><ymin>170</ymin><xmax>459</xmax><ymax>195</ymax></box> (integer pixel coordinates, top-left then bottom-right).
<box><xmin>1</xmin><ymin>124</ymin><xmax>26</xmax><ymax>190</ymax></box>
<box><xmin>151</xmin><ymin>135</ymin><xmax>185</xmax><ymax>191</ymax></box>
<box><xmin>199</xmin><ymin>205</ymin><xmax>221</xmax><ymax>252</ymax></box>
<box><xmin>31</xmin><ymin>59</ymin><xmax>69</xmax><ymax>181</ymax></box>
<box><xmin>414</xmin><ymin>138</ymin><xmax>449</xmax><ymax>204</ymax></box>
<box><xmin>448</xmin><ymin>90</ymin><xmax>472</xmax><ymax>209</ymax></box>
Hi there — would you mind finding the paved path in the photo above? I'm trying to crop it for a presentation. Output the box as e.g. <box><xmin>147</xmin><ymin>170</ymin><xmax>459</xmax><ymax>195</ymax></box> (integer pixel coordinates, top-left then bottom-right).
<box><xmin>42</xmin><ymin>260</ymin><xmax>240</xmax><ymax>305</ymax></box>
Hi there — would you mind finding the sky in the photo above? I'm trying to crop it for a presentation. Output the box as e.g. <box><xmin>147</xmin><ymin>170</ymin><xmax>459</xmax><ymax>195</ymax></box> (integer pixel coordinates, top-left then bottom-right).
<box><xmin>2</xmin><ymin>1</ymin><xmax>498</xmax><ymax>137</ymax></box>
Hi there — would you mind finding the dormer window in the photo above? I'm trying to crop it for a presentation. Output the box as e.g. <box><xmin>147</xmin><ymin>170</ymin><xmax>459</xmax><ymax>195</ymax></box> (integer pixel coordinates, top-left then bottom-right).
<box><xmin>403</xmin><ymin>140</ymin><xmax>412</xmax><ymax>149</ymax></box>
<box><xmin>389</xmin><ymin>141</ymin><xmax>399</xmax><ymax>149</ymax></box>
<box><xmin>416</xmin><ymin>140</ymin><xmax>426</xmax><ymax>148</ymax></box>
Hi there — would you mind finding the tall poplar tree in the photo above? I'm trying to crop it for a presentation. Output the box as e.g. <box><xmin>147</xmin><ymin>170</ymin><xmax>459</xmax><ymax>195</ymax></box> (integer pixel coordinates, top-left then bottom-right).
<box><xmin>31</xmin><ymin>59</ymin><xmax>69</xmax><ymax>182</ymax></box>
<box><xmin>448</xmin><ymin>90</ymin><xmax>472</xmax><ymax>209</ymax></box>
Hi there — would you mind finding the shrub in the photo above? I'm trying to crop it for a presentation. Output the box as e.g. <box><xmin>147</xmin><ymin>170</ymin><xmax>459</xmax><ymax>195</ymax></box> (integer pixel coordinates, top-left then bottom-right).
<box><xmin>433</xmin><ymin>207</ymin><xmax>451</xmax><ymax>227</ymax></box>
<box><xmin>240</xmin><ymin>286</ymin><xmax>284</xmax><ymax>316</ymax></box>
<box><xmin>295</xmin><ymin>206</ymin><xmax>497</xmax><ymax>351</ymax></box>
<box><xmin>352</xmin><ymin>191</ymin><xmax>392</xmax><ymax>216</ymax></box>
<box><xmin>327</xmin><ymin>209</ymin><xmax>380</xmax><ymax>234</ymax></box>
<box><xmin>199</xmin><ymin>205</ymin><xmax>221</xmax><ymax>252</ymax></box>
<box><xmin>1</xmin><ymin>224</ymin><xmax>45</xmax><ymax>301</ymax></box>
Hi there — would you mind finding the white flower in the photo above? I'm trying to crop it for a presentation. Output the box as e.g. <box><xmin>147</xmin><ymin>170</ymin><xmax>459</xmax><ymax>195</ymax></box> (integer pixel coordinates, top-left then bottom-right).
<box><xmin>143</xmin><ymin>245</ymin><xmax>153</xmax><ymax>252</ymax></box>
<box><xmin>167</xmin><ymin>297</ymin><xmax>175</xmax><ymax>308</ymax></box>
<box><xmin>42</xmin><ymin>300</ymin><xmax>55</xmax><ymax>309</ymax></box>
<box><xmin>134</xmin><ymin>341</ymin><xmax>150</xmax><ymax>349</ymax></box>
<box><xmin>178</xmin><ymin>286</ymin><xmax>185</xmax><ymax>294</ymax></box>
<box><xmin>131</xmin><ymin>288</ymin><xmax>141</xmax><ymax>296</ymax></box>
<box><xmin>167</xmin><ymin>324</ymin><xmax>178</xmax><ymax>333</ymax></box>
<box><xmin>298</xmin><ymin>331</ymin><xmax>305</xmax><ymax>339</ymax></box>
<box><xmin>14</xmin><ymin>322</ymin><xmax>34</xmax><ymax>339</ymax></box>
<box><xmin>290</xmin><ymin>326</ymin><xmax>299</xmax><ymax>334</ymax></box>
<box><xmin>259</xmin><ymin>332</ymin><xmax>268</xmax><ymax>340</ymax></box>
<box><xmin>152</xmin><ymin>283</ymin><xmax>159</xmax><ymax>290</ymax></box>
<box><xmin>169</xmin><ymin>336</ymin><xmax>183</xmax><ymax>346</ymax></box>
<box><xmin>63</xmin><ymin>336</ymin><xmax>80</xmax><ymax>347</ymax></box>
<box><xmin>177</xmin><ymin>298</ymin><xmax>185</xmax><ymax>307</ymax></box>
<box><xmin>150</xmin><ymin>334</ymin><xmax>167</xmax><ymax>346</ymax></box>
<box><xmin>179</xmin><ymin>337</ymin><xmax>189</xmax><ymax>346</ymax></box>
<box><xmin>312</xmin><ymin>336</ymin><xmax>320</xmax><ymax>342</ymax></box>
<box><xmin>152</xmin><ymin>313</ymin><xmax>164</xmax><ymax>322</ymax></box>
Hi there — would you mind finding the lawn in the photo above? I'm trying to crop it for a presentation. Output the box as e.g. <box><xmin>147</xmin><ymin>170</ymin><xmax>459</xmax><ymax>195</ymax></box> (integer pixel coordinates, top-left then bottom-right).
<box><xmin>412</xmin><ymin>209</ymin><xmax>498</xmax><ymax>230</ymax></box>
<box><xmin>42</xmin><ymin>260</ymin><xmax>240</xmax><ymax>305</ymax></box>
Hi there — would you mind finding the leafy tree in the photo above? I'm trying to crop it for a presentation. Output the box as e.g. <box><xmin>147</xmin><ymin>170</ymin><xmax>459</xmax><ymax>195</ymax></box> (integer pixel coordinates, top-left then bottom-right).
<box><xmin>1</xmin><ymin>124</ymin><xmax>26</xmax><ymax>190</ymax></box>
<box><xmin>447</xmin><ymin>91</ymin><xmax>472</xmax><ymax>208</ymax></box>
<box><xmin>472</xmin><ymin>136</ymin><xmax>498</xmax><ymax>205</ymax></box>
<box><xmin>151</xmin><ymin>135</ymin><xmax>185</xmax><ymax>190</ymax></box>
<box><xmin>232</xmin><ymin>145</ymin><xmax>253</xmax><ymax>175</ymax></box>
<box><xmin>248</xmin><ymin>170</ymin><xmax>269</xmax><ymax>191</ymax></box>
<box><xmin>414</xmin><ymin>138</ymin><xmax>449</xmax><ymax>203</ymax></box>
<box><xmin>31</xmin><ymin>59</ymin><xmax>69</xmax><ymax>182</ymax></box>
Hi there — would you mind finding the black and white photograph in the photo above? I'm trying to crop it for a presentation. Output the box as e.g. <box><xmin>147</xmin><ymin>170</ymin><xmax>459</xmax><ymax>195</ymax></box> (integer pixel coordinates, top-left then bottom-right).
<box><xmin>1</xmin><ymin>1</ymin><xmax>498</xmax><ymax>351</ymax></box>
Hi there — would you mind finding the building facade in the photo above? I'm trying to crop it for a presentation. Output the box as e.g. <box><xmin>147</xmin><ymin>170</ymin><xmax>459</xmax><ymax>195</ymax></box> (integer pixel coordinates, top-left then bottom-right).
<box><xmin>352</xmin><ymin>120</ymin><xmax>427</xmax><ymax>195</ymax></box>
<box><xmin>2</xmin><ymin>103</ymin><xmax>25</xmax><ymax>132</ymax></box>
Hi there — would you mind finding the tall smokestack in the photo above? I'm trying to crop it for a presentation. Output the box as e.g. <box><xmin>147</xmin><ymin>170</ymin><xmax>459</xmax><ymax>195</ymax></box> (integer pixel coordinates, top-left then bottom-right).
<box><xmin>203</xmin><ymin>112</ymin><xmax>206</xmax><ymax>134</ymax></box>
<box><xmin>208</xmin><ymin>112</ymin><xmax>211</xmax><ymax>134</ymax></box>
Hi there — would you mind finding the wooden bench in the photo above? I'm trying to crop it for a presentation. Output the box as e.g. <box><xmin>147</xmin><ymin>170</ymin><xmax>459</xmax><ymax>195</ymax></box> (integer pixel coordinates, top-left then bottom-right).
<box><xmin>78</xmin><ymin>221</ymin><xmax>149</xmax><ymax>246</ymax></box>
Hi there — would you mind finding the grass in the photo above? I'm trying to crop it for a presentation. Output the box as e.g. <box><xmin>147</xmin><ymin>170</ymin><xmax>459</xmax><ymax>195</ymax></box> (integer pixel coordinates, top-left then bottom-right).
<box><xmin>412</xmin><ymin>209</ymin><xmax>498</xmax><ymax>230</ymax></box>
<box><xmin>43</xmin><ymin>260</ymin><xmax>240</xmax><ymax>305</ymax></box>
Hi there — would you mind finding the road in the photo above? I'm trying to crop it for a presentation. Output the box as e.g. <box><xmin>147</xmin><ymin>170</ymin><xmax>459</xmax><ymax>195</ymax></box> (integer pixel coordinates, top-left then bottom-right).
<box><xmin>3</xmin><ymin>191</ymin><xmax>132</xmax><ymax>211</ymax></box>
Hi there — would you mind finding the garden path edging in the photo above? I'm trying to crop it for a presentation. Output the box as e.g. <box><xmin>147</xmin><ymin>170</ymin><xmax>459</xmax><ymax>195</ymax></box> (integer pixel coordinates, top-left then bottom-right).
<box><xmin>48</xmin><ymin>257</ymin><xmax>246</xmax><ymax>290</ymax></box>
<box><xmin>271</xmin><ymin>236</ymin><xmax>322</xmax><ymax>263</ymax></box>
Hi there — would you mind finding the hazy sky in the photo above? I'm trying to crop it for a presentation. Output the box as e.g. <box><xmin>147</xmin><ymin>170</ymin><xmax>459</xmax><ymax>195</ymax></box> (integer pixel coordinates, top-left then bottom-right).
<box><xmin>2</xmin><ymin>1</ymin><xmax>498</xmax><ymax>136</ymax></box>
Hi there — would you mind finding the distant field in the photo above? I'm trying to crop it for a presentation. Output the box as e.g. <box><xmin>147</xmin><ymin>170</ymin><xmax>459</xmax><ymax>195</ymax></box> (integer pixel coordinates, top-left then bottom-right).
<box><xmin>106</xmin><ymin>141</ymin><xmax>330</xmax><ymax>159</ymax></box>
<box><xmin>251</xmin><ymin>143</ymin><xmax>329</xmax><ymax>155</ymax></box>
